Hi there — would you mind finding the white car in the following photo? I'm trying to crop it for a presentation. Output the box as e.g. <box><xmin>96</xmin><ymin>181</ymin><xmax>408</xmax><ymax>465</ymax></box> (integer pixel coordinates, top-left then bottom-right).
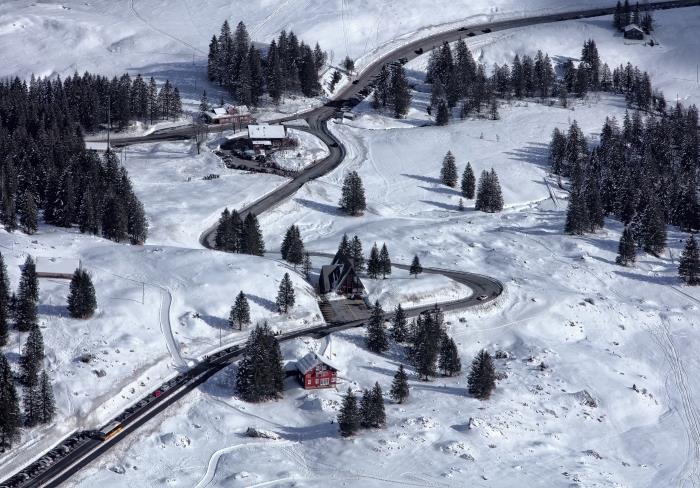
<box><xmin>476</xmin><ymin>295</ymin><xmax>488</xmax><ymax>301</ymax></box>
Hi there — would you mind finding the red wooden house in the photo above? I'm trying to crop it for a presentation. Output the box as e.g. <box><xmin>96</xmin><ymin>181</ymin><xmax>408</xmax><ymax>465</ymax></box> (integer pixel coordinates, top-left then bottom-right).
<box><xmin>296</xmin><ymin>352</ymin><xmax>340</xmax><ymax>389</ymax></box>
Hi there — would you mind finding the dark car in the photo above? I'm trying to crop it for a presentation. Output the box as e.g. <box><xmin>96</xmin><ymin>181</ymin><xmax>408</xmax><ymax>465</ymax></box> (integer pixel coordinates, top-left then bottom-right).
<box><xmin>458</xmin><ymin>26</ymin><xmax>467</xmax><ymax>31</ymax></box>
<box><xmin>482</xmin><ymin>28</ymin><xmax>492</xmax><ymax>33</ymax></box>
<box><xmin>467</xmin><ymin>32</ymin><xmax>476</xmax><ymax>37</ymax></box>
<box><xmin>414</xmin><ymin>47</ymin><xmax>424</xmax><ymax>55</ymax></box>
<box><xmin>352</xmin><ymin>79</ymin><xmax>360</xmax><ymax>84</ymax></box>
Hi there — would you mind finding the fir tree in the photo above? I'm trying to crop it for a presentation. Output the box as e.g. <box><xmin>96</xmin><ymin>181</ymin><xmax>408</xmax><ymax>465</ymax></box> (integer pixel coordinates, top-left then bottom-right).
<box><xmin>411</xmin><ymin>313</ymin><xmax>441</xmax><ymax>381</ymax></box>
<box><xmin>640</xmin><ymin>198</ymin><xmax>666</xmax><ymax>257</ymax></box>
<box><xmin>678</xmin><ymin>235</ymin><xmax>700</xmax><ymax>285</ymax></box>
<box><xmin>390</xmin><ymin>364</ymin><xmax>409</xmax><ymax>403</ymax></box>
<box><xmin>37</xmin><ymin>369</ymin><xmax>56</xmax><ymax>424</ymax></box>
<box><xmin>350</xmin><ymin>236</ymin><xmax>364</xmax><ymax>272</ymax></box>
<box><xmin>16</xmin><ymin>256</ymin><xmax>38</xmax><ymax>332</ymax></box>
<box><xmin>489</xmin><ymin>98</ymin><xmax>500</xmax><ymax>120</ymax></box>
<box><xmin>0</xmin><ymin>353</ymin><xmax>20</xmax><ymax>449</ymax></box>
<box><xmin>467</xmin><ymin>349</ymin><xmax>496</xmax><ymax>400</ymax></box>
<box><xmin>368</xmin><ymin>243</ymin><xmax>381</xmax><ymax>279</ymax></box>
<box><xmin>235</xmin><ymin>322</ymin><xmax>284</xmax><ymax>402</ymax></box>
<box><xmin>389</xmin><ymin>64</ymin><xmax>411</xmax><ymax>118</ymax></box>
<box><xmin>461</xmin><ymin>163</ymin><xmax>476</xmax><ymax>199</ymax></box>
<box><xmin>20</xmin><ymin>323</ymin><xmax>44</xmax><ymax>387</ymax></box>
<box><xmin>336</xmin><ymin>233</ymin><xmax>351</xmax><ymax>260</ymax></box>
<box><xmin>67</xmin><ymin>268</ymin><xmax>97</xmax><ymax>319</ymax></box>
<box><xmin>435</xmin><ymin>100</ymin><xmax>450</xmax><ymax>126</ymax></box>
<box><xmin>241</xmin><ymin>213</ymin><xmax>265</xmax><ymax>256</ymax></box>
<box><xmin>409</xmin><ymin>255</ymin><xmax>423</xmax><ymax>278</ymax></box>
<box><xmin>198</xmin><ymin>91</ymin><xmax>209</xmax><ymax>119</ymax></box>
<box><xmin>338</xmin><ymin>388</ymin><xmax>360</xmax><ymax>437</ymax></box>
<box><xmin>339</xmin><ymin>171</ymin><xmax>367</xmax><ymax>216</ymax></box>
<box><xmin>392</xmin><ymin>304</ymin><xmax>408</xmax><ymax>342</ymax></box>
<box><xmin>23</xmin><ymin>382</ymin><xmax>40</xmax><ymax>427</ymax></box>
<box><xmin>0</xmin><ymin>253</ymin><xmax>9</xmax><ymax>347</ymax></box>
<box><xmin>302</xmin><ymin>252</ymin><xmax>312</xmax><ymax>280</ymax></box>
<box><xmin>475</xmin><ymin>169</ymin><xmax>504</xmax><ymax>213</ymax></box>
<box><xmin>379</xmin><ymin>244</ymin><xmax>392</xmax><ymax>279</ymax></box>
<box><xmin>438</xmin><ymin>336</ymin><xmax>461</xmax><ymax>376</ymax></box>
<box><xmin>287</xmin><ymin>234</ymin><xmax>305</xmax><ymax>269</ymax></box>
<box><xmin>366</xmin><ymin>300</ymin><xmax>388</xmax><ymax>353</ymax></box>
<box><xmin>18</xmin><ymin>190</ymin><xmax>38</xmax><ymax>235</ymax></box>
<box><xmin>440</xmin><ymin>151</ymin><xmax>458</xmax><ymax>187</ymax></box>
<box><xmin>229</xmin><ymin>291</ymin><xmax>251</xmax><ymax>330</ymax></box>
<box><xmin>368</xmin><ymin>382</ymin><xmax>386</xmax><ymax>428</ymax></box>
<box><xmin>280</xmin><ymin>225</ymin><xmax>298</xmax><ymax>260</ymax></box>
<box><xmin>616</xmin><ymin>226</ymin><xmax>636</xmax><ymax>266</ymax></box>
<box><xmin>565</xmin><ymin>162</ymin><xmax>590</xmax><ymax>235</ymax></box>
<box><xmin>276</xmin><ymin>272</ymin><xmax>295</xmax><ymax>314</ymax></box>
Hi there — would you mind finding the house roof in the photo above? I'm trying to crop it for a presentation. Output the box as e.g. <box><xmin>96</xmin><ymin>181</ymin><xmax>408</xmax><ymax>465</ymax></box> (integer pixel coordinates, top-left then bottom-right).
<box><xmin>35</xmin><ymin>257</ymin><xmax>80</xmax><ymax>276</ymax></box>
<box><xmin>248</xmin><ymin>123</ymin><xmax>286</xmax><ymax>140</ymax></box>
<box><xmin>624</xmin><ymin>23</ymin><xmax>643</xmax><ymax>32</ymax></box>
<box><xmin>319</xmin><ymin>254</ymin><xmax>364</xmax><ymax>295</ymax></box>
<box><xmin>213</xmin><ymin>107</ymin><xmax>227</xmax><ymax>115</ymax></box>
<box><xmin>296</xmin><ymin>352</ymin><xmax>341</xmax><ymax>374</ymax></box>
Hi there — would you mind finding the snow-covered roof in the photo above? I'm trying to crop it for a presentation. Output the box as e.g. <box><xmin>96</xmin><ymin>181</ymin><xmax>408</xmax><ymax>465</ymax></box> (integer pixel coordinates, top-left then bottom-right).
<box><xmin>296</xmin><ymin>352</ymin><xmax>341</xmax><ymax>374</ymax></box>
<box><xmin>248</xmin><ymin>123</ymin><xmax>286</xmax><ymax>140</ymax></box>
<box><xmin>213</xmin><ymin>107</ymin><xmax>227</xmax><ymax>115</ymax></box>
<box><xmin>624</xmin><ymin>23</ymin><xmax>643</xmax><ymax>32</ymax></box>
<box><xmin>253</xmin><ymin>140</ymin><xmax>272</xmax><ymax>146</ymax></box>
<box><xmin>35</xmin><ymin>257</ymin><xmax>80</xmax><ymax>277</ymax></box>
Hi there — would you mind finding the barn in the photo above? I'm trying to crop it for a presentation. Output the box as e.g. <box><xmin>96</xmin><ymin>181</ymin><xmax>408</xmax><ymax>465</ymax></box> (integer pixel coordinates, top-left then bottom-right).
<box><xmin>623</xmin><ymin>24</ymin><xmax>645</xmax><ymax>40</ymax></box>
<box><xmin>296</xmin><ymin>352</ymin><xmax>340</xmax><ymax>389</ymax></box>
<box><xmin>247</xmin><ymin>123</ymin><xmax>287</xmax><ymax>149</ymax></box>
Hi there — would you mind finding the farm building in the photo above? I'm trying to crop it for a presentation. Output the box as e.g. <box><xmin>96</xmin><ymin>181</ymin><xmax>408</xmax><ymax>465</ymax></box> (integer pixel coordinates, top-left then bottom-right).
<box><xmin>296</xmin><ymin>352</ymin><xmax>340</xmax><ymax>389</ymax></box>
<box><xmin>247</xmin><ymin>123</ymin><xmax>287</xmax><ymax>149</ymax></box>
<box><xmin>623</xmin><ymin>24</ymin><xmax>645</xmax><ymax>40</ymax></box>
<box><xmin>35</xmin><ymin>257</ymin><xmax>80</xmax><ymax>279</ymax></box>
<box><xmin>203</xmin><ymin>104</ymin><xmax>254</xmax><ymax>128</ymax></box>
<box><xmin>318</xmin><ymin>254</ymin><xmax>365</xmax><ymax>296</ymax></box>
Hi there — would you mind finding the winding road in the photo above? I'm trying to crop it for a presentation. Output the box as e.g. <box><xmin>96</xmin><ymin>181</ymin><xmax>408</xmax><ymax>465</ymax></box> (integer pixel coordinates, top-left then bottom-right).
<box><xmin>3</xmin><ymin>1</ymin><xmax>700</xmax><ymax>487</ymax></box>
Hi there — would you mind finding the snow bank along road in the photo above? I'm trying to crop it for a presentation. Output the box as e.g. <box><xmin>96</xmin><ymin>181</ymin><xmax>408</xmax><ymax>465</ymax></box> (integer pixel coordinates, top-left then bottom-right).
<box><xmin>4</xmin><ymin>1</ymin><xmax>700</xmax><ymax>487</ymax></box>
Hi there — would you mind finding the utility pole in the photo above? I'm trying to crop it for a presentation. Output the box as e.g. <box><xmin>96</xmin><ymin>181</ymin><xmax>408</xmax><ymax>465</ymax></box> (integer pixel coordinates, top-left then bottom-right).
<box><xmin>107</xmin><ymin>95</ymin><xmax>111</xmax><ymax>150</ymax></box>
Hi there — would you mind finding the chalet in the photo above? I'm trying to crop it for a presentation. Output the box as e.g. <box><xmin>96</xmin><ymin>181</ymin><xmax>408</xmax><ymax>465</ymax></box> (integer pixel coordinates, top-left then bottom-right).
<box><xmin>296</xmin><ymin>352</ymin><xmax>340</xmax><ymax>389</ymax></box>
<box><xmin>318</xmin><ymin>254</ymin><xmax>364</xmax><ymax>296</ymax></box>
<box><xmin>247</xmin><ymin>123</ymin><xmax>287</xmax><ymax>149</ymax></box>
<box><xmin>35</xmin><ymin>257</ymin><xmax>81</xmax><ymax>279</ymax></box>
<box><xmin>203</xmin><ymin>104</ymin><xmax>254</xmax><ymax>128</ymax></box>
<box><xmin>623</xmin><ymin>24</ymin><xmax>644</xmax><ymax>40</ymax></box>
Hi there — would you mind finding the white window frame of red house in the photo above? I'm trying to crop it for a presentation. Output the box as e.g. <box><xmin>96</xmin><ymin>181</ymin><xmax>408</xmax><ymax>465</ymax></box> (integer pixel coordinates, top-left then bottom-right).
<box><xmin>320</xmin><ymin>378</ymin><xmax>330</xmax><ymax>386</ymax></box>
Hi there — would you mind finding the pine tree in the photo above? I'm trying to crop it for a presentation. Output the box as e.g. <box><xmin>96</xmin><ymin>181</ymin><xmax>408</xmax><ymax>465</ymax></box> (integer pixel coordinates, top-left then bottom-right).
<box><xmin>438</xmin><ymin>336</ymin><xmax>461</xmax><ymax>376</ymax></box>
<box><xmin>18</xmin><ymin>190</ymin><xmax>38</xmax><ymax>235</ymax></box>
<box><xmin>368</xmin><ymin>243</ymin><xmax>381</xmax><ymax>279</ymax></box>
<box><xmin>0</xmin><ymin>253</ymin><xmax>9</xmax><ymax>347</ymax></box>
<box><xmin>409</xmin><ymin>255</ymin><xmax>423</xmax><ymax>278</ymax></box>
<box><xmin>280</xmin><ymin>225</ymin><xmax>297</xmax><ymax>260</ymax></box>
<box><xmin>20</xmin><ymin>323</ymin><xmax>44</xmax><ymax>387</ymax></box>
<box><xmin>389</xmin><ymin>64</ymin><xmax>411</xmax><ymax>118</ymax></box>
<box><xmin>276</xmin><ymin>273</ymin><xmax>295</xmax><ymax>314</ymax></box>
<box><xmin>338</xmin><ymin>388</ymin><xmax>360</xmax><ymax>437</ymax></box>
<box><xmin>16</xmin><ymin>256</ymin><xmax>38</xmax><ymax>332</ymax></box>
<box><xmin>302</xmin><ymin>252</ymin><xmax>312</xmax><ymax>280</ymax></box>
<box><xmin>215</xmin><ymin>208</ymin><xmax>231</xmax><ymax>250</ymax></box>
<box><xmin>359</xmin><ymin>388</ymin><xmax>372</xmax><ymax>428</ymax></box>
<box><xmin>390</xmin><ymin>364</ymin><xmax>409</xmax><ymax>403</ymax></box>
<box><xmin>37</xmin><ymin>369</ymin><xmax>56</xmax><ymax>424</ymax></box>
<box><xmin>379</xmin><ymin>244</ymin><xmax>391</xmax><ymax>279</ymax></box>
<box><xmin>287</xmin><ymin>233</ymin><xmax>305</xmax><ymax>268</ymax></box>
<box><xmin>475</xmin><ymin>169</ymin><xmax>504</xmax><ymax>213</ymax></box>
<box><xmin>339</xmin><ymin>171</ymin><xmax>367</xmax><ymax>216</ymax></box>
<box><xmin>241</xmin><ymin>213</ymin><xmax>265</xmax><ymax>256</ymax></box>
<box><xmin>229</xmin><ymin>291</ymin><xmax>251</xmax><ymax>330</ymax></box>
<box><xmin>235</xmin><ymin>322</ymin><xmax>284</xmax><ymax>402</ymax></box>
<box><xmin>435</xmin><ymin>100</ymin><xmax>449</xmax><ymax>126</ymax></box>
<box><xmin>366</xmin><ymin>300</ymin><xmax>388</xmax><ymax>353</ymax></box>
<box><xmin>0</xmin><ymin>353</ymin><xmax>20</xmax><ymax>448</ymax></box>
<box><xmin>199</xmin><ymin>90</ymin><xmax>209</xmax><ymax>119</ymax></box>
<box><xmin>369</xmin><ymin>382</ymin><xmax>386</xmax><ymax>428</ymax></box>
<box><xmin>489</xmin><ymin>98</ymin><xmax>500</xmax><ymax>120</ymax></box>
<box><xmin>67</xmin><ymin>268</ymin><xmax>97</xmax><ymax>319</ymax></box>
<box><xmin>350</xmin><ymin>236</ymin><xmax>364</xmax><ymax>272</ymax></box>
<box><xmin>641</xmin><ymin>198</ymin><xmax>666</xmax><ymax>257</ymax></box>
<box><xmin>411</xmin><ymin>313</ymin><xmax>441</xmax><ymax>381</ymax></box>
<box><xmin>336</xmin><ymin>233</ymin><xmax>351</xmax><ymax>260</ymax></box>
<box><xmin>392</xmin><ymin>304</ymin><xmax>408</xmax><ymax>342</ymax></box>
<box><xmin>461</xmin><ymin>163</ymin><xmax>476</xmax><ymax>199</ymax></box>
<box><xmin>23</xmin><ymin>382</ymin><xmax>40</xmax><ymax>427</ymax></box>
<box><xmin>615</xmin><ymin>226</ymin><xmax>636</xmax><ymax>266</ymax></box>
<box><xmin>467</xmin><ymin>349</ymin><xmax>496</xmax><ymax>400</ymax></box>
<box><xmin>678</xmin><ymin>235</ymin><xmax>700</xmax><ymax>285</ymax></box>
<box><xmin>565</xmin><ymin>162</ymin><xmax>590</xmax><ymax>235</ymax></box>
<box><xmin>440</xmin><ymin>151</ymin><xmax>458</xmax><ymax>187</ymax></box>
<box><xmin>20</xmin><ymin>256</ymin><xmax>38</xmax><ymax>303</ymax></box>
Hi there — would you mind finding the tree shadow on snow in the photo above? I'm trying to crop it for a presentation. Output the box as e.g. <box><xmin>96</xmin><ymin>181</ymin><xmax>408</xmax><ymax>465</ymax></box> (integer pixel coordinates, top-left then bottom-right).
<box><xmin>199</xmin><ymin>314</ymin><xmax>229</xmax><ymax>330</ymax></box>
<box><xmin>420</xmin><ymin>200</ymin><xmax>460</xmax><ymax>212</ymax></box>
<box><xmin>419</xmin><ymin>185</ymin><xmax>461</xmax><ymax>197</ymax></box>
<box><xmin>504</xmin><ymin>142</ymin><xmax>550</xmax><ymax>168</ymax></box>
<box><xmin>247</xmin><ymin>294</ymin><xmax>278</xmax><ymax>313</ymax></box>
<box><xmin>38</xmin><ymin>304</ymin><xmax>70</xmax><ymax>318</ymax></box>
<box><xmin>412</xmin><ymin>383</ymin><xmax>467</xmax><ymax>398</ymax></box>
<box><xmin>401</xmin><ymin>173</ymin><xmax>442</xmax><ymax>185</ymax></box>
<box><xmin>613</xmin><ymin>270</ymin><xmax>679</xmax><ymax>286</ymax></box>
<box><xmin>294</xmin><ymin>198</ymin><xmax>340</xmax><ymax>216</ymax></box>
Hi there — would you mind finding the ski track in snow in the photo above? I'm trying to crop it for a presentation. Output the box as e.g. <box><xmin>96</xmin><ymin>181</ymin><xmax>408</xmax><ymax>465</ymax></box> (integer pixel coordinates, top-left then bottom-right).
<box><xmin>130</xmin><ymin>0</ymin><xmax>206</xmax><ymax>55</ymax></box>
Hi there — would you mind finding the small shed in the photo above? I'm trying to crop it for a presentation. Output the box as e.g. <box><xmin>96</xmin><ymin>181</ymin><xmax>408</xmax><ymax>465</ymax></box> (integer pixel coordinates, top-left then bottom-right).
<box><xmin>296</xmin><ymin>352</ymin><xmax>340</xmax><ymax>389</ymax></box>
<box><xmin>248</xmin><ymin>123</ymin><xmax>287</xmax><ymax>148</ymax></box>
<box><xmin>623</xmin><ymin>24</ymin><xmax>644</xmax><ymax>40</ymax></box>
<box><xmin>35</xmin><ymin>257</ymin><xmax>80</xmax><ymax>279</ymax></box>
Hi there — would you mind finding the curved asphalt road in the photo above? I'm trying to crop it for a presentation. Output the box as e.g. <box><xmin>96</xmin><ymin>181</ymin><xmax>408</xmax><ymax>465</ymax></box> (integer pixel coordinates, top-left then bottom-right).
<box><xmin>4</xmin><ymin>1</ymin><xmax>700</xmax><ymax>487</ymax></box>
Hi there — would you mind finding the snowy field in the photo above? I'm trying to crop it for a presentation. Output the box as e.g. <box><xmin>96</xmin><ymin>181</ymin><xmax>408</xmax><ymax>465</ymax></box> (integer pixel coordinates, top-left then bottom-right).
<box><xmin>272</xmin><ymin>128</ymin><xmax>330</xmax><ymax>172</ymax></box>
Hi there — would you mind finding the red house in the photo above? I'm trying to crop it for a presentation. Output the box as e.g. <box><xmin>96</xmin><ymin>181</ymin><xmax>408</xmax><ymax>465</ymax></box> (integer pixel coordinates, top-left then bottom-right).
<box><xmin>296</xmin><ymin>352</ymin><xmax>340</xmax><ymax>389</ymax></box>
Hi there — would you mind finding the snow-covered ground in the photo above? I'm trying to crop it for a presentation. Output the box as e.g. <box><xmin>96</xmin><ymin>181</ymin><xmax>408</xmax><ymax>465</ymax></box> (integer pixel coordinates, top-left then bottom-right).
<box><xmin>272</xmin><ymin>128</ymin><xmax>330</xmax><ymax>172</ymax></box>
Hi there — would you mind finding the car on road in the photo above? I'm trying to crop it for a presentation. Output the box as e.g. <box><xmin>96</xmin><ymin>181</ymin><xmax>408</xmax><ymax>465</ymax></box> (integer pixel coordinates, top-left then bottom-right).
<box><xmin>352</xmin><ymin>80</ymin><xmax>360</xmax><ymax>84</ymax></box>
<box><xmin>481</xmin><ymin>28</ymin><xmax>492</xmax><ymax>33</ymax></box>
<box><xmin>477</xmin><ymin>295</ymin><xmax>488</xmax><ymax>301</ymax></box>
<box><xmin>467</xmin><ymin>32</ymin><xmax>476</xmax><ymax>37</ymax></box>
<box><xmin>458</xmin><ymin>26</ymin><xmax>468</xmax><ymax>31</ymax></box>
<box><xmin>414</xmin><ymin>48</ymin><xmax>423</xmax><ymax>55</ymax></box>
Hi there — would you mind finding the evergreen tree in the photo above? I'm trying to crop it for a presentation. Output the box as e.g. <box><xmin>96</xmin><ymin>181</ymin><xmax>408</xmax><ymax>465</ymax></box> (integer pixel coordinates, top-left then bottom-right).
<box><xmin>127</xmin><ymin>193</ymin><xmax>148</xmax><ymax>244</ymax></box>
<box><xmin>0</xmin><ymin>253</ymin><xmax>9</xmax><ymax>347</ymax></box>
<box><xmin>215</xmin><ymin>208</ymin><xmax>231</xmax><ymax>250</ymax></box>
<box><xmin>389</xmin><ymin>64</ymin><xmax>411</xmax><ymax>118</ymax></box>
<box><xmin>440</xmin><ymin>151</ymin><xmax>458</xmax><ymax>187</ymax></box>
<box><xmin>467</xmin><ymin>349</ymin><xmax>496</xmax><ymax>400</ymax></box>
<box><xmin>16</xmin><ymin>256</ymin><xmax>38</xmax><ymax>332</ymax></box>
<box><xmin>392</xmin><ymin>303</ymin><xmax>408</xmax><ymax>342</ymax></box>
<box><xmin>198</xmin><ymin>91</ymin><xmax>209</xmax><ymax>119</ymax></box>
<box><xmin>565</xmin><ymin>162</ymin><xmax>590</xmax><ymax>235</ymax></box>
<box><xmin>339</xmin><ymin>171</ymin><xmax>367</xmax><ymax>216</ymax></box>
<box><xmin>616</xmin><ymin>226</ymin><xmax>637</xmax><ymax>266</ymax></box>
<box><xmin>229</xmin><ymin>291</ymin><xmax>251</xmax><ymax>330</ymax></box>
<box><xmin>409</xmin><ymin>255</ymin><xmax>423</xmax><ymax>278</ymax></box>
<box><xmin>366</xmin><ymin>300</ymin><xmax>388</xmax><ymax>353</ymax></box>
<box><xmin>350</xmin><ymin>236</ymin><xmax>364</xmax><ymax>272</ymax></box>
<box><xmin>411</xmin><ymin>313</ymin><xmax>441</xmax><ymax>381</ymax></box>
<box><xmin>241</xmin><ymin>213</ymin><xmax>265</xmax><ymax>256</ymax></box>
<box><xmin>23</xmin><ymin>382</ymin><xmax>40</xmax><ymax>427</ymax></box>
<box><xmin>78</xmin><ymin>187</ymin><xmax>99</xmax><ymax>235</ymax></box>
<box><xmin>302</xmin><ymin>252</ymin><xmax>312</xmax><ymax>280</ymax></box>
<box><xmin>338</xmin><ymin>388</ymin><xmax>360</xmax><ymax>437</ymax></box>
<box><xmin>67</xmin><ymin>268</ymin><xmax>97</xmax><ymax>319</ymax></box>
<box><xmin>368</xmin><ymin>382</ymin><xmax>386</xmax><ymax>428</ymax></box>
<box><xmin>435</xmin><ymin>100</ymin><xmax>450</xmax><ymax>126</ymax></box>
<box><xmin>235</xmin><ymin>322</ymin><xmax>284</xmax><ymax>402</ymax></box>
<box><xmin>336</xmin><ymin>233</ymin><xmax>351</xmax><ymax>260</ymax></box>
<box><xmin>475</xmin><ymin>169</ymin><xmax>504</xmax><ymax>213</ymax></box>
<box><xmin>438</xmin><ymin>336</ymin><xmax>461</xmax><ymax>376</ymax></box>
<box><xmin>368</xmin><ymin>243</ymin><xmax>381</xmax><ymax>279</ymax></box>
<box><xmin>678</xmin><ymin>235</ymin><xmax>700</xmax><ymax>285</ymax></box>
<box><xmin>0</xmin><ymin>353</ymin><xmax>20</xmax><ymax>449</ymax></box>
<box><xmin>640</xmin><ymin>197</ymin><xmax>666</xmax><ymax>257</ymax></box>
<box><xmin>287</xmin><ymin>233</ymin><xmax>305</xmax><ymax>268</ymax></box>
<box><xmin>379</xmin><ymin>244</ymin><xmax>392</xmax><ymax>279</ymax></box>
<box><xmin>489</xmin><ymin>98</ymin><xmax>500</xmax><ymax>120</ymax></box>
<box><xmin>276</xmin><ymin>272</ymin><xmax>295</xmax><ymax>314</ymax></box>
<box><xmin>20</xmin><ymin>323</ymin><xmax>44</xmax><ymax>387</ymax></box>
<box><xmin>461</xmin><ymin>163</ymin><xmax>476</xmax><ymax>199</ymax></box>
<box><xmin>390</xmin><ymin>364</ymin><xmax>409</xmax><ymax>404</ymax></box>
<box><xmin>18</xmin><ymin>190</ymin><xmax>38</xmax><ymax>235</ymax></box>
<box><xmin>37</xmin><ymin>369</ymin><xmax>56</xmax><ymax>424</ymax></box>
<box><xmin>280</xmin><ymin>225</ymin><xmax>298</xmax><ymax>260</ymax></box>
